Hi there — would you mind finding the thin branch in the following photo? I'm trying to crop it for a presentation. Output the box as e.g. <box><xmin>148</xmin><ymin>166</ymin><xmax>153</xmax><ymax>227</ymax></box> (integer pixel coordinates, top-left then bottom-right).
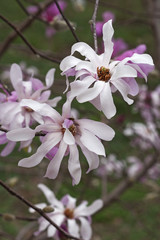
<box><xmin>15</xmin><ymin>0</ymin><xmax>30</xmax><ymax>16</ymax></box>
<box><xmin>0</xmin><ymin>14</ymin><xmax>60</xmax><ymax>64</ymax></box>
<box><xmin>0</xmin><ymin>0</ymin><xmax>54</xmax><ymax>58</ymax></box>
<box><xmin>0</xmin><ymin>213</ymin><xmax>37</xmax><ymax>221</ymax></box>
<box><xmin>91</xmin><ymin>0</ymin><xmax>99</xmax><ymax>53</ymax></box>
<box><xmin>0</xmin><ymin>179</ymin><xmax>82</xmax><ymax>240</ymax></box>
<box><xmin>54</xmin><ymin>0</ymin><xmax>80</xmax><ymax>42</ymax></box>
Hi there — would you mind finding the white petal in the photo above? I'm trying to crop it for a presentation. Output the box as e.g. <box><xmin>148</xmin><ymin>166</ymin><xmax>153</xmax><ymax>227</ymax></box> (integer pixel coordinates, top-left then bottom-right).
<box><xmin>111</xmin><ymin>64</ymin><xmax>137</xmax><ymax>80</ymax></box>
<box><xmin>67</xmin><ymin>219</ymin><xmax>80</xmax><ymax>238</ymax></box>
<box><xmin>129</xmin><ymin>53</ymin><xmax>154</xmax><ymax>65</ymax></box>
<box><xmin>75</xmin><ymin>60</ymin><xmax>96</xmax><ymax>73</ymax></box>
<box><xmin>29</xmin><ymin>203</ymin><xmax>47</xmax><ymax>213</ymax></box>
<box><xmin>102</xmin><ymin>20</ymin><xmax>114</xmax><ymax>66</ymax></box>
<box><xmin>63</xmin><ymin>128</ymin><xmax>75</xmax><ymax>145</ymax></box>
<box><xmin>80</xmin><ymin>129</ymin><xmax>105</xmax><ymax>156</ymax></box>
<box><xmin>100</xmin><ymin>82</ymin><xmax>116</xmax><ymax>119</ymax></box>
<box><xmin>20</xmin><ymin>99</ymin><xmax>62</xmax><ymax>122</ymax></box>
<box><xmin>71</xmin><ymin>42</ymin><xmax>99</xmax><ymax>65</ymax></box>
<box><xmin>38</xmin><ymin>184</ymin><xmax>61</xmax><ymax>206</ymax></box>
<box><xmin>66</xmin><ymin>195</ymin><xmax>77</xmax><ymax>209</ymax></box>
<box><xmin>80</xmin><ymin>199</ymin><xmax>103</xmax><ymax>216</ymax></box>
<box><xmin>45</xmin><ymin>140</ymin><xmax>67</xmax><ymax>179</ymax></box>
<box><xmin>47</xmin><ymin>225</ymin><xmax>57</xmax><ymax>237</ymax></box>
<box><xmin>112</xmin><ymin>79</ymin><xmax>134</xmax><ymax>105</ymax></box>
<box><xmin>47</xmin><ymin>96</ymin><xmax>62</xmax><ymax>107</ymax></box>
<box><xmin>68</xmin><ymin>145</ymin><xmax>81</xmax><ymax>185</ymax></box>
<box><xmin>77</xmin><ymin>119</ymin><xmax>115</xmax><ymax>141</ymax></box>
<box><xmin>60</xmin><ymin>55</ymin><xmax>80</xmax><ymax>72</ymax></box>
<box><xmin>77</xmin><ymin>81</ymin><xmax>104</xmax><ymax>103</ymax></box>
<box><xmin>18</xmin><ymin>133</ymin><xmax>62</xmax><ymax>168</ymax></box>
<box><xmin>6</xmin><ymin>128</ymin><xmax>35</xmax><ymax>141</ymax></box>
<box><xmin>45</xmin><ymin>68</ymin><xmax>55</xmax><ymax>87</ymax></box>
<box><xmin>79</xmin><ymin>217</ymin><xmax>92</xmax><ymax>240</ymax></box>
<box><xmin>77</xmin><ymin>139</ymin><xmax>99</xmax><ymax>173</ymax></box>
<box><xmin>10</xmin><ymin>64</ymin><xmax>24</xmax><ymax>99</ymax></box>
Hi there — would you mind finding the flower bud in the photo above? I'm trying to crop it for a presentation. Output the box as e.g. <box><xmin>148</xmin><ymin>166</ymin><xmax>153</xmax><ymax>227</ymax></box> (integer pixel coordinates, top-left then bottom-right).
<box><xmin>3</xmin><ymin>213</ymin><xmax>15</xmax><ymax>221</ymax></box>
<box><xmin>43</xmin><ymin>206</ymin><xmax>54</xmax><ymax>213</ymax></box>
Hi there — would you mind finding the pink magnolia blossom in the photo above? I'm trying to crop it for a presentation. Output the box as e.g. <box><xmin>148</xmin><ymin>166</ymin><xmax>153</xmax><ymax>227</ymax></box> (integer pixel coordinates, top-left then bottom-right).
<box><xmin>60</xmin><ymin>20</ymin><xmax>154</xmax><ymax>119</ymax></box>
<box><xmin>7</xmin><ymin>98</ymin><xmax>115</xmax><ymax>185</ymax></box>
<box><xmin>29</xmin><ymin>184</ymin><xmax>103</xmax><ymax>240</ymax></box>
<box><xmin>96</xmin><ymin>11</ymin><xmax>115</xmax><ymax>37</ymax></box>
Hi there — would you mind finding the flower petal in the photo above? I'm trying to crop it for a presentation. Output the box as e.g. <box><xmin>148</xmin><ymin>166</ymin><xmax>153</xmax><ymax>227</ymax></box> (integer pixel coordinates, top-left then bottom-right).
<box><xmin>45</xmin><ymin>68</ymin><xmax>55</xmax><ymax>87</ymax></box>
<box><xmin>77</xmin><ymin>119</ymin><xmax>115</xmax><ymax>141</ymax></box>
<box><xmin>10</xmin><ymin>64</ymin><xmax>24</xmax><ymax>99</ymax></box>
<box><xmin>80</xmin><ymin>199</ymin><xmax>103</xmax><ymax>216</ymax></box>
<box><xmin>60</xmin><ymin>55</ymin><xmax>80</xmax><ymax>73</ymax></box>
<box><xmin>45</xmin><ymin>140</ymin><xmax>67</xmax><ymax>179</ymax></box>
<box><xmin>6</xmin><ymin>128</ymin><xmax>35</xmax><ymax>141</ymax></box>
<box><xmin>100</xmin><ymin>82</ymin><xmax>116</xmax><ymax>119</ymax></box>
<box><xmin>68</xmin><ymin>144</ymin><xmax>81</xmax><ymax>185</ymax></box>
<box><xmin>80</xmin><ymin>129</ymin><xmax>105</xmax><ymax>156</ymax></box>
<box><xmin>67</xmin><ymin>219</ymin><xmax>80</xmax><ymax>238</ymax></box>
<box><xmin>79</xmin><ymin>217</ymin><xmax>92</xmax><ymax>240</ymax></box>
<box><xmin>63</xmin><ymin>128</ymin><xmax>75</xmax><ymax>145</ymax></box>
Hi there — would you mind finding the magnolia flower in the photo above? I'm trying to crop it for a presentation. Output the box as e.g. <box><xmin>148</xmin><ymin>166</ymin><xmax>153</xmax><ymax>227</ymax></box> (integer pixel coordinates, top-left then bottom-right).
<box><xmin>29</xmin><ymin>183</ymin><xmax>103</xmax><ymax>240</ymax></box>
<box><xmin>0</xmin><ymin>63</ymin><xmax>61</xmax><ymax>130</ymax></box>
<box><xmin>7</xmin><ymin>98</ymin><xmax>115</xmax><ymax>185</ymax></box>
<box><xmin>60</xmin><ymin>20</ymin><xmax>154</xmax><ymax>119</ymax></box>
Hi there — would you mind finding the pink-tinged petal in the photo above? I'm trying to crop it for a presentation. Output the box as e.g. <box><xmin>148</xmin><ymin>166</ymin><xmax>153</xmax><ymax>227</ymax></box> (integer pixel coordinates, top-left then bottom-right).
<box><xmin>80</xmin><ymin>129</ymin><xmax>105</xmax><ymax>156</ymax></box>
<box><xmin>127</xmin><ymin>63</ymin><xmax>147</xmax><ymax>82</ymax></box>
<box><xmin>35</xmin><ymin>123</ymin><xmax>61</xmax><ymax>133</ymax></box>
<box><xmin>100</xmin><ymin>82</ymin><xmax>116</xmax><ymax>119</ymax></box>
<box><xmin>116</xmin><ymin>44</ymin><xmax>146</xmax><ymax>60</ymax></box>
<box><xmin>122</xmin><ymin>53</ymin><xmax>154</xmax><ymax>66</ymax></box>
<box><xmin>10</xmin><ymin>64</ymin><xmax>24</xmax><ymax>99</ymax></box>
<box><xmin>96</xmin><ymin>21</ymin><xmax>103</xmax><ymax>36</ymax></box>
<box><xmin>47</xmin><ymin>214</ymin><xmax>65</xmax><ymax>237</ymax></box>
<box><xmin>60</xmin><ymin>56</ymin><xmax>81</xmax><ymax>73</ymax></box>
<box><xmin>112</xmin><ymin>79</ymin><xmax>134</xmax><ymax>105</ymax></box>
<box><xmin>6</xmin><ymin>128</ymin><xmax>35</xmax><ymax>141</ymax></box>
<box><xmin>31</xmin><ymin>78</ymin><xmax>44</xmax><ymax>91</ymax></box>
<box><xmin>90</xmin><ymin>95</ymin><xmax>101</xmax><ymax>111</ymax></box>
<box><xmin>47</xmin><ymin>96</ymin><xmax>62</xmax><ymax>107</ymax></box>
<box><xmin>68</xmin><ymin>144</ymin><xmax>81</xmax><ymax>185</ymax></box>
<box><xmin>29</xmin><ymin>203</ymin><xmax>47</xmax><ymax>213</ymax></box>
<box><xmin>63</xmin><ymin>128</ymin><xmax>75</xmax><ymax>145</ymax></box>
<box><xmin>0</xmin><ymin>133</ymin><xmax>7</xmax><ymax>144</ymax></box>
<box><xmin>80</xmin><ymin>199</ymin><xmax>103</xmax><ymax>216</ymax></box>
<box><xmin>40</xmin><ymin>90</ymin><xmax>51</xmax><ymax>102</ymax></box>
<box><xmin>62</xmin><ymin>98</ymin><xmax>72</xmax><ymax>119</ymax></box>
<box><xmin>77</xmin><ymin>119</ymin><xmax>115</xmax><ymax>141</ymax></box>
<box><xmin>67</xmin><ymin>219</ymin><xmax>80</xmax><ymax>238</ymax></box>
<box><xmin>77</xmin><ymin>139</ymin><xmax>99</xmax><ymax>173</ymax></box>
<box><xmin>1</xmin><ymin>141</ymin><xmax>16</xmax><ymax>157</ymax></box>
<box><xmin>102</xmin><ymin>20</ymin><xmax>114</xmax><ymax>66</ymax></box>
<box><xmin>20</xmin><ymin>99</ymin><xmax>62</xmax><ymax>122</ymax></box>
<box><xmin>47</xmin><ymin>225</ymin><xmax>57</xmax><ymax>238</ymax></box>
<box><xmin>79</xmin><ymin>217</ymin><xmax>92</xmax><ymax>240</ymax></box>
<box><xmin>31</xmin><ymin>112</ymin><xmax>44</xmax><ymax>125</ymax></box>
<box><xmin>111</xmin><ymin>64</ymin><xmax>137</xmax><ymax>80</ymax></box>
<box><xmin>69</xmin><ymin>76</ymin><xmax>95</xmax><ymax>99</ymax></box>
<box><xmin>35</xmin><ymin>218</ymin><xmax>50</xmax><ymax>236</ymax></box>
<box><xmin>112</xmin><ymin>38</ymin><xmax>128</xmax><ymax>58</ymax></box>
<box><xmin>45</xmin><ymin>140</ymin><xmax>67</xmax><ymax>179</ymax></box>
<box><xmin>23</xmin><ymin>81</ymin><xmax>32</xmax><ymax>97</ymax></box>
<box><xmin>123</xmin><ymin>77</ymin><xmax>139</xmax><ymax>96</ymax></box>
<box><xmin>18</xmin><ymin>133</ymin><xmax>62</xmax><ymax>168</ymax></box>
<box><xmin>45</xmin><ymin>68</ymin><xmax>55</xmax><ymax>87</ymax></box>
<box><xmin>74</xmin><ymin>201</ymin><xmax>88</xmax><ymax>217</ymax></box>
<box><xmin>77</xmin><ymin>81</ymin><xmax>104</xmax><ymax>103</ymax></box>
<box><xmin>137</xmin><ymin>63</ymin><xmax>154</xmax><ymax>77</ymax></box>
<box><xmin>38</xmin><ymin>184</ymin><xmax>63</xmax><ymax>208</ymax></box>
<box><xmin>103</xmin><ymin>11</ymin><xmax>115</xmax><ymax>22</ymax></box>
<box><xmin>71</xmin><ymin>42</ymin><xmax>99</xmax><ymax>65</ymax></box>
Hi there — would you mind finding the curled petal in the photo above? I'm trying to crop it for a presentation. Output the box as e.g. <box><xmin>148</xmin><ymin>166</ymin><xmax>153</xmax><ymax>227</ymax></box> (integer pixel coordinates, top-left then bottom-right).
<box><xmin>45</xmin><ymin>68</ymin><xmax>55</xmax><ymax>87</ymax></box>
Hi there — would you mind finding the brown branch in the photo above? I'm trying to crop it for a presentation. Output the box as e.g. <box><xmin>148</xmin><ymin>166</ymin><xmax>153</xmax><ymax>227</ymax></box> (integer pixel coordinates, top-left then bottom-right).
<box><xmin>54</xmin><ymin>0</ymin><xmax>80</xmax><ymax>42</ymax></box>
<box><xmin>16</xmin><ymin>0</ymin><xmax>30</xmax><ymax>16</ymax></box>
<box><xmin>90</xmin><ymin>0</ymin><xmax>99</xmax><ymax>53</ymax></box>
<box><xmin>0</xmin><ymin>14</ymin><xmax>60</xmax><ymax>64</ymax></box>
<box><xmin>0</xmin><ymin>179</ymin><xmax>82</xmax><ymax>240</ymax></box>
<box><xmin>0</xmin><ymin>0</ymin><xmax>55</xmax><ymax>58</ymax></box>
<box><xmin>0</xmin><ymin>213</ymin><xmax>37</xmax><ymax>221</ymax></box>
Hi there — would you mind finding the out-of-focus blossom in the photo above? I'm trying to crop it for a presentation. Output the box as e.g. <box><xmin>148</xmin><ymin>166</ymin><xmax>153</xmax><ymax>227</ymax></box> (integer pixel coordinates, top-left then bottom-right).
<box><xmin>134</xmin><ymin>84</ymin><xmax>160</xmax><ymax>122</ymax></box>
<box><xmin>29</xmin><ymin>184</ymin><xmax>103</xmax><ymax>240</ymax></box>
<box><xmin>127</xmin><ymin>155</ymin><xmax>160</xmax><ymax>180</ymax></box>
<box><xmin>96</xmin><ymin>11</ymin><xmax>115</xmax><ymax>37</ymax></box>
<box><xmin>27</xmin><ymin>1</ymin><xmax>67</xmax><ymax>38</ymax></box>
<box><xmin>124</xmin><ymin>122</ymin><xmax>160</xmax><ymax>150</ymax></box>
<box><xmin>60</xmin><ymin>20</ymin><xmax>154</xmax><ymax>119</ymax></box>
<box><xmin>0</xmin><ymin>64</ymin><xmax>61</xmax><ymax>156</ymax></box>
<box><xmin>97</xmin><ymin>154</ymin><xmax>124</xmax><ymax>178</ymax></box>
<box><xmin>71</xmin><ymin>0</ymin><xmax>86</xmax><ymax>11</ymax></box>
<box><xmin>7</xmin><ymin>98</ymin><xmax>115</xmax><ymax>185</ymax></box>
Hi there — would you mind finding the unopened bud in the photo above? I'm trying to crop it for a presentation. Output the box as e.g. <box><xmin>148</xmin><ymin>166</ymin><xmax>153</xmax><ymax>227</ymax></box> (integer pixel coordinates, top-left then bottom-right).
<box><xmin>43</xmin><ymin>206</ymin><xmax>54</xmax><ymax>213</ymax></box>
<box><xmin>3</xmin><ymin>213</ymin><xmax>15</xmax><ymax>221</ymax></box>
<box><xmin>51</xmin><ymin>16</ymin><xmax>76</xmax><ymax>31</ymax></box>
<box><xmin>7</xmin><ymin>177</ymin><xmax>19</xmax><ymax>187</ymax></box>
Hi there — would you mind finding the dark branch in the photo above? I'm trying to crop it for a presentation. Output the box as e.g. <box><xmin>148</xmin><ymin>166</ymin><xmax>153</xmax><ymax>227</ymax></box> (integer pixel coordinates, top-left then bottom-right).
<box><xmin>91</xmin><ymin>0</ymin><xmax>99</xmax><ymax>53</ymax></box>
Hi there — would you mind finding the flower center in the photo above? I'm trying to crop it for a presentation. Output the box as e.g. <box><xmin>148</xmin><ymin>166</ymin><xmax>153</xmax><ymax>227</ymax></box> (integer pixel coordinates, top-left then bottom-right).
<box><xmin>24</xmin><ymin>106</ymin><xmax>34</xmax><ymax>112</ymax></box>
<box><xmin>97</xmin><ymin>66</ymin><xmax>111</xmax><ymax>82</ymax></box>
<box><xmin>64</xmin><ymin>208</ymin><xmax>74</xmax><ymax>219</ymax></box>
<box><xmin>62</xmin><ymin>118</ymin><xmax>78</xmax><ymax>136</ymax></box>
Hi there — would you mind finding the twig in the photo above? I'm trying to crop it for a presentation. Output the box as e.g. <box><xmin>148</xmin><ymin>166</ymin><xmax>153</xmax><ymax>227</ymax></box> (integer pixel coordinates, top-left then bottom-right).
<box><xmin>0</xmin><ymin>179</ymin><xmax>82</xmax><ymax>240</ymax></box>
<box><xmin>0</xmin><ymin>0</ymin><xmax>54</xmax><ymax>58</ymax></box>
<box><xmin>0</xmin><ymin>14</ymin><xmax>60</xmax><ymax>64</ymax></box>
<box><xmin>15</xmin><ymin>0</ymin><xmax>30</xmax><ymax>16</ymax></box>
<box><xmin>0</xmin><ymin>213</ymin><xmax>37</xmax><ymax>221</ymax></box>
<box><xmin>91</xmin><ymin>0</ymin><xmax>99</xmax><ymax>53</ymax></box>
<box><xmin>54</xmin><ymin>0</ymin><xmax>80</xmax><ymax>42</ymax></box>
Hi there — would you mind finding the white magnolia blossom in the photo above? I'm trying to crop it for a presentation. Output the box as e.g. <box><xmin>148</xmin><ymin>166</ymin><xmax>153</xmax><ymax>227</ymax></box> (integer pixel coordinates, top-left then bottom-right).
<box><xmin>7</xmin><ymin>98</ymin><xmax>115</xmax><ymax>185</ymax></box>
<box><xmin>29</xmin><ymin>184</ymin><xmax>103</xmax><ymax>240</ymax></box>
<box><xmin>60</xmin><ymin>20</ymin><xmax>154</xmax><ymax>119</ymax></box>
